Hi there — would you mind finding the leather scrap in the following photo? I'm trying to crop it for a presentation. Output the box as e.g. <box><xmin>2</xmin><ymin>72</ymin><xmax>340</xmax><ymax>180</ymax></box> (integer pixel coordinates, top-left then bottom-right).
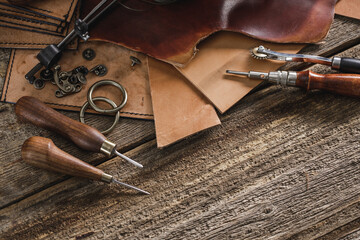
<box><xmin>1</xmin><ymin>41</ymin><xmax>153</xmax><ymax>120</ymax></box>
<box><xmin>335</xmin><ymin>0</ymin><xmax>360</xmax><ymax>20</ymax></box>
<box><xmin>177</xmin><ymin>31</ymin><xmax>305</xmax><ymax>113</ymax></box>
<box><xmin>0</xmin><ymin>5</ymin><xmax>78</xmax><ymax>49</ymax></box>
<box><xmin>148</xmin><ymin>57</ymin><xmax>220</xmax><ymax>148</ymax></box>
<box><xmin>0</xmin><ymin>0</ymin><xmax>78</xmax><ymax>23</ymax></box>
<box><xmin>82</xmin><ymin>0</ymin><xmax>337</xmax><ymax>66</ymax></box>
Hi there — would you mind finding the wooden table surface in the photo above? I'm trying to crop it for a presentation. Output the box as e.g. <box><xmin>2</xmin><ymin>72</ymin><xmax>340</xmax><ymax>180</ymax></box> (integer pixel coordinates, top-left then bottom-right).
<box><xmin>0</xmin><ymin>15</ymin><xmax>360</xmax><ymax>240</ymax></box>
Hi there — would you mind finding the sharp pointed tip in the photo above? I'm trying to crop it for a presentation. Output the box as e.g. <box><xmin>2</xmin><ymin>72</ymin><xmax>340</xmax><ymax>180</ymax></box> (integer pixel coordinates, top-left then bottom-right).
<box><xmin>114</xmin><ymin>150</ymin><xmax>143</xmax><ymax>168</ymax></box>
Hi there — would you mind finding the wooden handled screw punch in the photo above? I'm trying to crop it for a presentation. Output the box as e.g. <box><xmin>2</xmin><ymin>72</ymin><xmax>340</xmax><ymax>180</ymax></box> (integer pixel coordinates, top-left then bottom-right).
<box><xmin>226</xmin><ymin>70</ymin><xmax>360</xmax><ymax>97</ymax></box>
<box><xmin>22</xmin><ymin>136</ymin><xmax>149</xmax><ymax>194</ymax></box>
<box><xmin>15</xmin><ymin>96</ymin><xmax>143</xmax><ymax>168</ymax></box>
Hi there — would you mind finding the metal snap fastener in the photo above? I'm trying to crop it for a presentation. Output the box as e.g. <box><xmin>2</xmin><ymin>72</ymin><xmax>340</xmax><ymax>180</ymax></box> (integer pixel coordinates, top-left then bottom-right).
<box><xmin>82</xmin><ymin>48</ymin><xmax>96</xmax><ymax>61</ymax></box>
<box><xmin>80</xmin><ymin>97</ymin><xmax>120</xmax><ymax>134</ymax></box>
<box><xmin>87</xmin><ymin>80</ymin><xmax>127</xmax><ymax>113</ymax></box>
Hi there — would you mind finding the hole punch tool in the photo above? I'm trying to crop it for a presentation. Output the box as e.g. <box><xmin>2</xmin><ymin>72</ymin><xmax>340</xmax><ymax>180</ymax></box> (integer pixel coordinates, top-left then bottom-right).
<box><xmin>252</xmin><ymin>46</ymin><xmax>360</xmax><ymax>73</ymax></box>
<box><xmin>25</xmin><ymin>0</ymin><xmax>119</xmax><ymax>83</ymax></box>
<box><xmin>226</xmin><ymin>70</ymin><xmax>360</xmax><ymax>97</ymax></box>
<box><xmin>22</xmin><ymin>136</ymin><xmax>149</xmax><ymax>195</ymax></box>
<box><xmin>15</xmin><ymin>96</ymin><xmax>143</xmax><ymax>169</ymax></box>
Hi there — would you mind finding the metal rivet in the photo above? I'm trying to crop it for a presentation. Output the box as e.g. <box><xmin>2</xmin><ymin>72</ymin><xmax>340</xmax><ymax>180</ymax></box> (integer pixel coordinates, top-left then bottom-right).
<box><xmin>82</xmin><ymin>48</ymin><xmax>96</xmax><ymax>61</ymax></box>
<box><xmin>130</xmin><ymin>56</ymin><xmax>141</xmax><ymax>67</ymax></box>
<box><xmin>34</xmin><ymin>79</ymin><xmax>45</xmax><ymax>90</ymax></box>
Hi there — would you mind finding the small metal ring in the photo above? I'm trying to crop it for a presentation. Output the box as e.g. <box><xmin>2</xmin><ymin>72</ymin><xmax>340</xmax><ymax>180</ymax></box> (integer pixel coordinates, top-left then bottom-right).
<box><xmin>80</xmin><ymin>97</ymin><xmax>120</xmax><ymax>134</ymax></box>
<box><xmin>87</xmin><ymin>80</ymin><xmax>128</xmax><ymax>113</ymax></box>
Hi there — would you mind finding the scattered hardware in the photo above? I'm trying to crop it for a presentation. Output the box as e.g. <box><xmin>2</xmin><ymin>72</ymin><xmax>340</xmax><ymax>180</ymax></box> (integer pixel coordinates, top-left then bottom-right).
<box><xmin>90</xmin><ymin>64</ymin><xmax>108</xmax><ymax>76</ymax></box>
<box><xmin>82</xmin><ymin>48</ymin><xmax>96</xmax><ymax>61</ymax></box>
<box><xmin>40</xmin><ymin>69</ymin><xmax>54</xmax><ymax>81</ymax></box>
<box><xmin>33</xmin><ymin>79</ymin><xmax>45</xmax><ymax>90</ymax></box>
<box><xmin>32</xmin><ymin>64</ymin><xmax>108</xmax><ymax>98</ymax></box>
<box><xmin>130</xmin><ymin>56</ymin><xmax>142</xmax><ymax>67</ymax></box>
<box><xmin>25</xmin><ymin>0</ymin><xmax>119</xmax><ymax>82</ymax></box>
<box><xmin>252</xmin><ymin>46</ymin><xmax>360</xmax><ymax>73</ymax></box>
<box><xmin>22</xmin><ymin>136</ymin><xmax>149</xmax><ymax>194</ymax></box>
<box><xmin>87</xmin><ymin>80</ymin><xmax>128</xmax><ymax>114</ymax></box>
<box><xmin>226</xmin><ymin>70</ymin><xmax>360</xmax><ymax>97</ymax></box>
<box><xmin>54</xmin><ymin>65</ymin><xmax>88</xmax><ymax>98</ymax></box>
<box><xmin>15</xmin><ymin>96</ymin><xmax>142</xmax><ymax>168</ymax></box>
<box><xmin>80</xmin><ymin>97</ymin><xmax>120</xmax><ymax>135</ymax></box>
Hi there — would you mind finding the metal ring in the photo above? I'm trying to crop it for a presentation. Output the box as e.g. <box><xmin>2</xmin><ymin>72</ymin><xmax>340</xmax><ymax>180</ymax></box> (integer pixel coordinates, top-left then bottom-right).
<box><xmin>80</xmin><ymin>97</ymin><xmax>120</xmax><ymax>134</ymax></box>
<box><xmin>87</xmin><ymin>80</ymin><xmax>128</xmax><ymax>113</ymax></box>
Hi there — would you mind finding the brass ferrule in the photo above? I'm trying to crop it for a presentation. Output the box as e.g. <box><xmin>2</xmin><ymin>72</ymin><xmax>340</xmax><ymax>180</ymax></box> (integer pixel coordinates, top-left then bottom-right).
<box><xmin>101</xmin><ymin>173</ymin><xmax>113</xmax><ymax>183</ymax></box>
<box><xmin>100</xmin><ymin>140</ymin><xmax>117</xmax><ymax>157</ymax></box>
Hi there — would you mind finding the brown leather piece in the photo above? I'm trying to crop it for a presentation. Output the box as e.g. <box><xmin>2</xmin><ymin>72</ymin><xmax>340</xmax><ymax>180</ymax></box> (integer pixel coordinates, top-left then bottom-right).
<box><xmin>148</xmin><ymin>57</ymin><xmax>221</xmax><ymax>148</ymax></box>
<box><xmin>1</xmin><ymin>41</ymin><xmax>153</xmax><ymax>120</ymax></box>
<box><xmin>82</xmin><ymin>0</ymin><xmax>336</xmax><ymax>66</ymax></box>
<box><xmin>335</xmin><ymin>0</ymin><xmax>360</xmax><ymax>19</ymax></box>
<box><xmin>177</xmin><ymin>31</ymin><xmax>305</xmax><ymax>113</ymax></box>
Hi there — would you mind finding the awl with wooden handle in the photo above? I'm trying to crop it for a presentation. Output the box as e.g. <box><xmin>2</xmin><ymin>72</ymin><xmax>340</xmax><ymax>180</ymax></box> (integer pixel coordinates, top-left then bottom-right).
<box><xmin>22</xmin><ymin>136</ymin><xmax>149</xmax><ymax>194</ymax></box>
<box><xmin>226</xmin><ymin>70</ymin><xmax>360</xmax><ymax>97</ymax></box>
<box><xmin>15</xmin><ymin>96</ymin><xmax>143</xmax><ymax>168</ymax></box>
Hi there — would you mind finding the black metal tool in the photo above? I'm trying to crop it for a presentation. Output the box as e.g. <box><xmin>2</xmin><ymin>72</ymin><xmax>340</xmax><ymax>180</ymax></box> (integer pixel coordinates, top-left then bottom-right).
<box><xmin>252</xmin><ymin>46</ymin><xmax>360</xmax><ymax>74</ymax></box>
<box><xmin>25</xmin><ymin>0</ymin><xmax>119</xmax><ymax>83</ymax></box>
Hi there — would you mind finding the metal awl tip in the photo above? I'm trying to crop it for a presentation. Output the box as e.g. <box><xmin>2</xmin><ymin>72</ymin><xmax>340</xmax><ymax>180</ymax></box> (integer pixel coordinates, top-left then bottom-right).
<box><xmin>226</xmin><ymin>70</ymin><xmax>249</xmax><ymax>76</ymax></box>
<box><xmin>112</xmin><ymin>178</ymin><xmax>150</xmax><ymax>195</ymax></box>
<box><xmin>114</xmin><ymin>150</ymin><xmax>143</xmax><ymax>168</ymax></box>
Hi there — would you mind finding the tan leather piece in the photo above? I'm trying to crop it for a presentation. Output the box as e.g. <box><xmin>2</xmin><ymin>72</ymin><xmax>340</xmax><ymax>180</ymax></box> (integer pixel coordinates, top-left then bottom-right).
<box><xmin>148</xmin><ymin>58</ymin><xmax>221</xmax><ymax>148</ymax></box>
<box><xmin>0</xmin><ymin>6</ymin><xmax>78</xmax><ymax>49</ymax></box>
<box><xmin>335</xmin><ymin>0</ymin><xmax>360</xmax><ymax>19</ymax></box>
<box><xmin>177</xmin><ymin>32</ymin><xmax>305</xmax><ymax>113</ymax></box>
<box><xmin>0</xmin><ymin>3</ymin><xmax>64</xmax><ymax>26</ymax></box>
<box><xmin>0</xmin><ymin>0</ymin><xmax>78</xmax><ymax>22</ymax></box>
<box><xmin>1</xmin><ymin>41</ymin><xmax>154</xmax><ymax>120</ymax></box>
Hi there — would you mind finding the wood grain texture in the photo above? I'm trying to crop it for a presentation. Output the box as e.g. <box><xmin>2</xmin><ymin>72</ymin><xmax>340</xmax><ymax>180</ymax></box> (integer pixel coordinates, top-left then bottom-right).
<box><xmin>22</xmin><ymin>137</ymin><xmax>104</xmax><ymax>181</ymax></box>
<box><xmin>16</xmin><ymin>96</ymin><xmax>107</xmax><ymax>153</ymax></box>
<box><xmin>296</xmin><ymin>71</ymin><xmax>360</xmax><ymax>97</ymax></box>
<box><xmin>1</xmin><ymin>81</ymin><xmax>360</xmax><ymax>239</ymax></box>
<box><xmin>0</xmin><ymin>15</ymin><xmax>360</xmax><ymax>240</ymax></box>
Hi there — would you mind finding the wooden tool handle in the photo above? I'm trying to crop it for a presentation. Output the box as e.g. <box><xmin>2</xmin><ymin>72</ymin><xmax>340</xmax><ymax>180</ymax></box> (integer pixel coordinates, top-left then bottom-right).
<box><xmin>15</xmin><ymin>96</ymin><xmax>106</xmax><ymax>153</ymax></box>
<box><xmin>22</xmin><ymin>136</ymin><xmax>104</xmax><ymax>181</ymax></box>
<box><xmin>296</xmin><ymin>71</ymin><xmax>360</xmax><ymax>97</ymax></box>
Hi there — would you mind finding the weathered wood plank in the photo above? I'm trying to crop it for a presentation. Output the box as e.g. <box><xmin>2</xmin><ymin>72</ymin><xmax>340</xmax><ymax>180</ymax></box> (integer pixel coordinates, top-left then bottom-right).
<box><xmin>1</xmin><ymin>65</ymin><xmax>360</xmax><ymax>239</ymax></box>
<box><xmin>1</xmin><ymin>13</ymin><xmax>359</xmax><ymax>210</ymax></box>
<box><xmin>1</xmin><ymin>14</ymin><xmax>360</xmax><ymax>240</ymax></box>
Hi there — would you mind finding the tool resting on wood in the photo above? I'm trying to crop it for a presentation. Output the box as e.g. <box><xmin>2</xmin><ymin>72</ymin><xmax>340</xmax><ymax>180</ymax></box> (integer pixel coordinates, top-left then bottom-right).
<box><xmin>226</xmin><ymin>70</ymin><xmax>360</xmax><ymax>97</ymax></box>
<box><xmin>15</xmin><ymin>96</ymin><xmax>142</xmax><ymax>168</ymax></box>
<box><xmin>22</xmin><ymin>136</ymin><xmax>149</xmax><ymax>194</ymax></box>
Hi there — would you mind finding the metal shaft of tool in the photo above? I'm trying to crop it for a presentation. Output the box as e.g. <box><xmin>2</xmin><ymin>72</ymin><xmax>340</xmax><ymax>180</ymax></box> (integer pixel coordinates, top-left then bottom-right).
<box><xmin>112</xmin><ymin>178</ymin><xmax>150</xmax><ymax>195</ymax></box>
<box><xmin>226</xmin><ymin>70</ymin><xmax>269</xmax><ymax>80</ymax></box>
<box><xmin>256</xmin><ymin>46</ymin><xmax>332</xmax><ymax>65</ymax></box>
<box><xmin>58</xmin><ymin>0</ymin><xmax>117</xmax><ymax>49</ymax></box>
<box><xmin>114</xmin><ymin>150</ymin><xmax>143</xmax><ymax>168</ymax></box>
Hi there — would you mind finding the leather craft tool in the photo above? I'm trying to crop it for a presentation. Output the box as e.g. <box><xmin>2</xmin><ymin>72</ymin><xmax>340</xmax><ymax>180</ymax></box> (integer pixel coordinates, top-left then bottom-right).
<box><xmin>15</xmin><ymin>96</ymin><xmax>143</xmax><ymax>168</ymax></box>
<box><xmin>22</xmin><ymin>136</ymin><xmax>149</xmax><ymax>195</ymax></box>
<box><xmin>226</xmin><ymin>70</ymin><xmax>360</xmax><ymax>97</ymax></box>
<box><xmin>25</xmin><ymin>0</ymin><xmax>119</xmax><ymax>82</ymax></box>
<box><xmin>252</xmin><ymin>46</ymin><xmax>360</xmax><ymax>73</ymax></box>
